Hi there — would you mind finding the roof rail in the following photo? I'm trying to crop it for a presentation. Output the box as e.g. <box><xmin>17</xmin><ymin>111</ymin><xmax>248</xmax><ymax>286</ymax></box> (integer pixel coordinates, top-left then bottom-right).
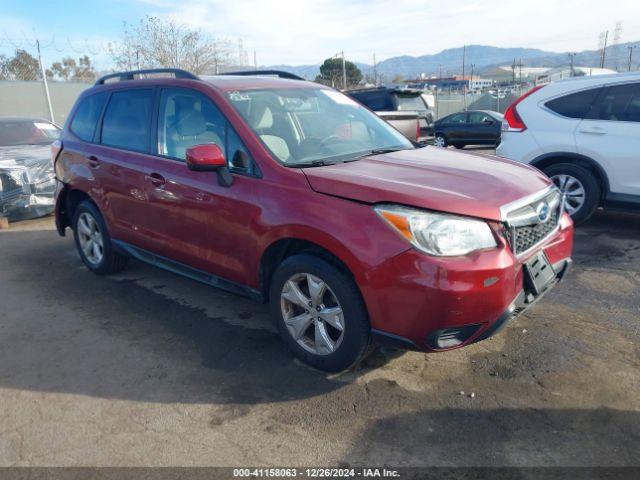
<box><xmin>220</xmin><ymin>70</ymin><xmax>305</xmax><ymax>81</ymax></box>
<box><xmin>95</xmin><ymin>68</ymin><xmax>199</xmax><ymax>85</ymax></box>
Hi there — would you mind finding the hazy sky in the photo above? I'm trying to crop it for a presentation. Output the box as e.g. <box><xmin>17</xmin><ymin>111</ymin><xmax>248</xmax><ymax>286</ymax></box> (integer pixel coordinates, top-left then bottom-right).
<box><xmin>1</xmin><ymin>0</ymin><xmax>639</xmax><ymax>67</ymax></box>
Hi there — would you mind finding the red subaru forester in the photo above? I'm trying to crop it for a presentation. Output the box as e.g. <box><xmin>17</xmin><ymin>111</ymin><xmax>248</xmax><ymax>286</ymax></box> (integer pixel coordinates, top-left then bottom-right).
<box><xmin>52</xmin><ymin>69</ymin><xmax>573</xmax><ymax>372</ymax></box>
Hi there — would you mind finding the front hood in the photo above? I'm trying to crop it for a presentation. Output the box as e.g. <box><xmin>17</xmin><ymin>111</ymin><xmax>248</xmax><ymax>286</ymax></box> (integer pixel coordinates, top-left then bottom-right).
<box><xmin>302</xmin><ymin>147</ymin><xmax>552</xmax><ymax>221</ymax></box>
<box><xmin>0</xmin><ymin>145</ymin><xmax>51</xmax><ymax>166</ymax></box>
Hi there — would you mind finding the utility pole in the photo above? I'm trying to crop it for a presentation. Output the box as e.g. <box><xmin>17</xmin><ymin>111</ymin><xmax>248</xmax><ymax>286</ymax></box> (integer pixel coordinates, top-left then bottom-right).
<box><xmin>36</xmin><ymin>39</ymin><xmax>54</xmax><ymax>123</ymax></box>
<box><xmin>461</xmin><ymin>45</ymin><xmax>466</xmax><ymax>79</ymax></box>
<box><xmin>341</xmin><ymin>50</ymin><xmax>347</xmax><ymax>90</ymax></box>
<box><xmin>470</xmin><ymin>63</ymin><xmax>475</xmax><ymax>90</ymax></box>
<box><xmin>253</xmin><ymin>50</ymin><xmax>257</xmax><ymax>70</ymax></box>
<box><xmin>373</xmin><ymin>53</ymin><xmax>377</xmax><ymax>86</ymax></box>
<box><xmin>629</xmin><ymin>45</ymin><xmax>637</xmax><ymax>72</ymax></box>
<box><xmin>600</xmin><ymin>30</ymin><xmax>609</xmax><ymax>68</ymax></box>
<box><xmin>439</xmin><ymin>63</ymin><xmax>442</xmax><ymax>79</ymax></box>
<box><xmin>511</xmin><ymin>58</ymin><xmax>516</xmax><ymax>84</ymax></box>
<box><xmin>568</xmin><ymin>53</ymin><xmax>576</xmax><ymax>76</ymax></box>
<box><xmin>461</xmin><ymin>45</ymin><xmax>467</xmax><ymax>110</ymax></box>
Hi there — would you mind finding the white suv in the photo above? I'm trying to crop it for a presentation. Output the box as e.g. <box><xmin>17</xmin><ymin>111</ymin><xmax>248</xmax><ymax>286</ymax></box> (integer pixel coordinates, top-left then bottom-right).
<box><xmin>497</xmin><ymin>73</ymin><xmax>640</xmax><ymax>224</ymax></box>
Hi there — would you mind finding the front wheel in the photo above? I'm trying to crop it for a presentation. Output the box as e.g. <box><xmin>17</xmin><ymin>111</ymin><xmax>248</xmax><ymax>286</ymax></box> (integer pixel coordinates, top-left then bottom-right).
<box><xmin>270</xmin><ymin>254</ymin><xmax>370</xmax><ymax>372</ymax></box>
<box><xmin>434</xmin><ymin>134</ymin><xmax>447</xmax><ymax>148</ymax></box>
<box><xmin>543</xmin><ymin>163</ymin><xmax>600</xmax><ymax>225</ymax></box>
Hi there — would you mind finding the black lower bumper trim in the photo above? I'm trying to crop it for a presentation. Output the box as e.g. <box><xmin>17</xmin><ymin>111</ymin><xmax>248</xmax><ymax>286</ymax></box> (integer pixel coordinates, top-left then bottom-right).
<box><xmin>371</xmin><ymin>329</ymin><xmax>420</xmax><ymax>351</ymax></box>
<box><xmin>472</xmin><ymin>257</ymin><xmax>572</xmax><ymax>344</ymax></box>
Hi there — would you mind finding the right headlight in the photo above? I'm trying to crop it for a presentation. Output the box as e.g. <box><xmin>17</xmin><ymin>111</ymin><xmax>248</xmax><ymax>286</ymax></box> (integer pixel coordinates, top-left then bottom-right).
<box><xmin>374</xmin><ymin>204</ymin><xmax>497</xmax><ymax>256</ymax></box>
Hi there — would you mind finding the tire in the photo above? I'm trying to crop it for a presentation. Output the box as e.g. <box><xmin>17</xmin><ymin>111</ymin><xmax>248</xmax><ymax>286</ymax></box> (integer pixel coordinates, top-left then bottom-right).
<box><xmin>269</xmin><ymin>253</ymin><xmax>370</xmax><ymax>372</ymax></box>
<box><xmin>72</xmin><ymin>200</ymin><xmax>129</xmax><ymax>275</ymax></box>
<box><xmin>434</xmin><ymin>134</ymin><xmax>447</xmax><ymax>148</ymax></box>
<box><xmin>542</xmin><ymin>163</ymin><xmax>600</xmax><ymax>225</ymax></box>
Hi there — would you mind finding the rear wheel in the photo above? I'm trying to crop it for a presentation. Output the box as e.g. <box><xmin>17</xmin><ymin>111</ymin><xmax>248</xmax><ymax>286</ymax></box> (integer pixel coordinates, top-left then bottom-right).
<box><xmin>72</xmin><ymin>201</ymin><xmax>129</xmax><ymax>275</ymax></box>
<box><xmin>270</xmin><ymin>254</ymin><xmax>370</xmax><ymax>372</ymax></box>
<box><xmin>434</xmin><ymin>134</ymin><xmax>447</xmax><ymax>148</ymax></box>
<box><xmin>543</xmin><ymin>163</ymin><xmax>600</xmax><ymax>225</ymax></box>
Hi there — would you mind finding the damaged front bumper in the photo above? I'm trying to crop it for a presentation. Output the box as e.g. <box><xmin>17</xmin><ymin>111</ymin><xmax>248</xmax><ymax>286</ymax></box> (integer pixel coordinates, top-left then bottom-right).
<box><xmin>0</xmin><ymin>149</ymin><xmax>55</xmax><ymax>221</ymax></box>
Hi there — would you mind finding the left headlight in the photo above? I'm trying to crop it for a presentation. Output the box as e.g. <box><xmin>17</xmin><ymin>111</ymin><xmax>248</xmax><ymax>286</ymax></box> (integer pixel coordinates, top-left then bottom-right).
<box><xmin>374</xmin><ymin>204</ymin><xmax>497</xmax><ymax>256</ymax></box>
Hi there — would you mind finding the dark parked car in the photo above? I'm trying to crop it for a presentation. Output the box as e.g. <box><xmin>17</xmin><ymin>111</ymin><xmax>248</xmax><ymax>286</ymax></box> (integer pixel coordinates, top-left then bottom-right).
<box><xmin>347</xmin><ymin>87</ymin><xmax>434</xmax><ymax>139</ymax></box>
<box><xmin>0</xmin><ymin>117</ymin><xmax>60</xmax><ymax>220</ymax></box>
<box><xmin>433</xmin><ymin>110</ymin><xmax>503</xmax><ymax>149</ymax></box>
<box><xmin>53</xmin><ymin>69</ymin><xmax>573</xmax><ymax>372</ymax></box>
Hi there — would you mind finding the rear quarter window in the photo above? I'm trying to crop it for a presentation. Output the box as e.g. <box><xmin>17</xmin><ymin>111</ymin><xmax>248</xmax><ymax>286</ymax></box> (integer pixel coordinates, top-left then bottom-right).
<box><xmin>70</xmin><ymin>92</ymin><xmax>108</xmax><ymax>142</ymax></box>
<box><xmin>545</xmin><ymin>87</ymin><xmax>601</xmax><ymax>119</ymax></box>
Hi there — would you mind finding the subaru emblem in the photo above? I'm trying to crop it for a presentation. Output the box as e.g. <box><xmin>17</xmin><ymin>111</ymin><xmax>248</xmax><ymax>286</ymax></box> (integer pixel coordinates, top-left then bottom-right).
<box><xmin>536</xmin><ymin>202</ymin><xmax>551</xmax><ymax>223</ymax></box>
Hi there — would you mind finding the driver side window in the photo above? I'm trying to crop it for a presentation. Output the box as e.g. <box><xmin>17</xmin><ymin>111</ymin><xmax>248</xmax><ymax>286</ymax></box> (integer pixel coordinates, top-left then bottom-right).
<box><xmin>157</xmin><ymin>88</ymin><xmax>226</xmax><ymax>161</ymax></box>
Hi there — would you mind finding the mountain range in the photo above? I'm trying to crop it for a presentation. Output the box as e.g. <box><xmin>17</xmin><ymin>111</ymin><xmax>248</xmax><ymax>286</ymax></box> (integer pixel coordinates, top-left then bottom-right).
<box><xmin>267</xmin><ymin>42</ymin><xmax>639</xmax><ymax>81</ymax></box>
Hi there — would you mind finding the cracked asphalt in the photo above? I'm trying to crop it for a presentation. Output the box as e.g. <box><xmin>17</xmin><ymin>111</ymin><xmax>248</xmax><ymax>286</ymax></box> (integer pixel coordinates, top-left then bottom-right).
<box><xmin>0</xmin><ymin>211</ymin><xmax>638</xmax><ymax>467</ymax></box>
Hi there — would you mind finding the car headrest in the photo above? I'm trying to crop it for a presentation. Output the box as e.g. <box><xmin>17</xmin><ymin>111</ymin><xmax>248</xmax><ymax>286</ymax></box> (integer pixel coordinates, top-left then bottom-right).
<box><xmin>249</xmin><ymin>100</ymin><xmax>274</xmax><ymax>130</ymax></box>
<box><xmin>175</xmin><ymin>110</ymin><xmax>207</xmax><ymax>137</ymax></box>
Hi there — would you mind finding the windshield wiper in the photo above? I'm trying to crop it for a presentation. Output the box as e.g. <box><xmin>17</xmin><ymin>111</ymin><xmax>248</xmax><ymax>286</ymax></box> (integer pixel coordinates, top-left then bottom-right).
<box><xmin>344</xmin><ymin>148</ymin><xmax>407</xmax><ymax>162</ymax></box>
<box><xmin>285</xmin><ymin>159</ymin><xmax>339</xmax><ymax>168</ymax></box>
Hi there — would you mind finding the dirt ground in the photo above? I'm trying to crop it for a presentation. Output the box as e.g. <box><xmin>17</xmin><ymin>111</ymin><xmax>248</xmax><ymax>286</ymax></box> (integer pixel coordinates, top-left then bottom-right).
<box><xmin>0</xmin><ymin>210</ymin><xmax>638</xmax><ymax>467</ymax></box>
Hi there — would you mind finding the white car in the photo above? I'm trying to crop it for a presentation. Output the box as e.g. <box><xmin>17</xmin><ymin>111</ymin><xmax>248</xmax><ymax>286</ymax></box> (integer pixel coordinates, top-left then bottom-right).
<box><xmin>496</xmin><ymin>73</ymin><xmax>640</xmax><ymax>224</ymax></box>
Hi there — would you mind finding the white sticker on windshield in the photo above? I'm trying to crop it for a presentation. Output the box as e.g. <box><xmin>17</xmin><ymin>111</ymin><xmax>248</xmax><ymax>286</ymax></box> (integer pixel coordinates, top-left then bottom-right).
<box><xmin>228</xmin><ymin>90</ymin><xmax>250</xmax><ymax>101</ymax></box>
<box><xmin>320</xmin><ymin>90</ymin><xmax>359</xmax><ymax>106</ymax></box>
<box><xmin>34</xmin><ymin>122</ymin><xmax>57</xmax><ymax>130</ymax></box>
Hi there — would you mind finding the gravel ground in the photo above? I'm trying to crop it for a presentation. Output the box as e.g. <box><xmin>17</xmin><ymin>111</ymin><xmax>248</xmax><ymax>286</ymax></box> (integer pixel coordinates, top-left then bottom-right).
<box><xmin>0</xmin><ymin>211</ymin><xmax>638</xmax><ymax>467</ymax></box>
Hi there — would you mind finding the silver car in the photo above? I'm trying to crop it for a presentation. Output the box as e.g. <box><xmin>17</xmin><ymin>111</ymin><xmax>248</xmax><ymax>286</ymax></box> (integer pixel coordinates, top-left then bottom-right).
<box><xmin>0</xmin><ymin>117</ymin><xmax>60</xmax><ymax>221</ymax></box>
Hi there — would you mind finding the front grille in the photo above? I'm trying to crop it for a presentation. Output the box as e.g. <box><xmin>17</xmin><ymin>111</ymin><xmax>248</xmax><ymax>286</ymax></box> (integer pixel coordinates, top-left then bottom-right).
<box><xmin>502</xmin><ymin>187</ymin><xmax>563</xmax><ymax>255</ymax></box>
<box><xmin>513</xmin><ymin>210</ymin><xmax>559</xmax><ymax>254</ymax></box>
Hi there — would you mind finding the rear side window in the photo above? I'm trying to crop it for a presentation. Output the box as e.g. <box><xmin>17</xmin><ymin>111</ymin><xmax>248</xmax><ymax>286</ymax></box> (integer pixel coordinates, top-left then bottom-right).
<box><xmin>394</xmin><ymin>94</ymin><xmax>426</xmax><ymax>112</ymax></box>
<box><xmin>101</xmin><ymin>89</ymin><xmax>153</xmax><ymax>152</ymax></box>
<box><xmin>596</xmin><ymin>83</ymin><xmax>640</xmax><ymax>122</ymax></box>
<box><xmin>545</xmin><ymin>88</ymin><xmax>601</xmax><ymax>119</ymax></box>
<box><xmin>445</xmin><ymin>113</ymin><xmax>467</xmax><ymax>124</ymax></box>
<box><xmin>350</xmin><ymin>91</ymin><xmax>394</xmax><ymax>111</ymax></box>
<box><xmin>70</xmin><ymin>92</ymin><xmax>108</xmax><ymax>142</ymax></box>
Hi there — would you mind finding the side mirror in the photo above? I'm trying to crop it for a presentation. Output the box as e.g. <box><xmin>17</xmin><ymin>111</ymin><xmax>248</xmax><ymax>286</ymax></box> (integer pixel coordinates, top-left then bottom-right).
<box><xmin>186</xmin><ymin>144</ymin><xmax>226</xmax><ymax>171</ymax></box>
<box><xmin>185</xmin><ymin>144</ymin><xmax>233</xmax><ymax>187</ymax></box>
<box><xmin>483</xmin><ymin>119</ymin><xmax>495</xmax><ymax>125</ymax></box>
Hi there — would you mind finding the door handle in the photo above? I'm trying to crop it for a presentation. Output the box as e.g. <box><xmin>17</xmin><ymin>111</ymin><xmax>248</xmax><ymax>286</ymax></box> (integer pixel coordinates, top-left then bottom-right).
<box><xmin>87</xmin><ymin>155</ymin><xmax>100</xmax><ymax>168</ymax></box>
<box><xmin>145</xmin><ymin>172</ymin><xmax>166</xmax><ymax>187</ymax></box>
<box><xmin>578</xmin><ymin>126</ymin><xmax>607</xmax><ymax>135</ymax></box>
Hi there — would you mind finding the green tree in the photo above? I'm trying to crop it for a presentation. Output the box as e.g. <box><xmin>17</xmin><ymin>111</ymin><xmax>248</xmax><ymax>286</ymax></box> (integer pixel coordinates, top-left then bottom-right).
<box><xmin>0</xmin><ymin>50</ymin><xmax>40</xmax><ymax>80</ymax></box>
<box><xmin>47</xmin><ymin>55</ymin><xmax>96</xmax><ymax>81</ymax></box>
<box><xmin>315</xmin><ymin>57</ymin><xmax>362</xmax><ymax>89</ymax></box>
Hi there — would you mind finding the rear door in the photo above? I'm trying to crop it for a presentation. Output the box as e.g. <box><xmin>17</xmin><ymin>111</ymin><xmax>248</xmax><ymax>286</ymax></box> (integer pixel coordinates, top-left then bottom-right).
<box><xmin>575</xmin><ymin>82</ymin><xmax>640</xmax><ymax>196</ymax></box>
<box><xmin>92</xmin><ymin>88</ymin><xmax>155</xmax><ymax>246</ymax></box>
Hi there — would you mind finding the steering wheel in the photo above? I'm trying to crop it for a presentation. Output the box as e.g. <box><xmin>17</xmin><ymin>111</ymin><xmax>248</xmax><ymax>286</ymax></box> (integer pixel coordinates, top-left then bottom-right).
<box><xmin>318</xmin><ymin>134</ymin><xmax>351</xmax><ymax>151</ymax></box>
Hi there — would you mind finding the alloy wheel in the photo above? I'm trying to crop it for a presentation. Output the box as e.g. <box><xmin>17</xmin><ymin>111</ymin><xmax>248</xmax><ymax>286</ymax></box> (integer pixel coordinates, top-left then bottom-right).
<box><xmin>77</xmin><ymin>212</ymin><xmax>104</xmax><ymax>265</ymax></box>
<box><xmin>551</xmin><ymin>174</ymin><xmax>586</xmax><ymax>216</ymax></box>
<box><xmin>280</xmin><ymin>273</ymin><xmax>345</xmax><ymax>356</ymax></box>
<box><xmin>434</xmin><ymin>136</ymin><xmax>446</xmax><ymax>148</ymax></box>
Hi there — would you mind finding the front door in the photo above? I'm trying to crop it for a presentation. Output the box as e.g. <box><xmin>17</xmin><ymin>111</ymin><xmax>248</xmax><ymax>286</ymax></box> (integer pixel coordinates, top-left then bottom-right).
<box><xmin>467</xmin><ymin>111</ymin><xmax>499</xmax><ymax>144</ymax></box>
<box><xmin>140</xmin><ymin>87</ymin><xmax>261</xmax><ymax>284</ymax></box>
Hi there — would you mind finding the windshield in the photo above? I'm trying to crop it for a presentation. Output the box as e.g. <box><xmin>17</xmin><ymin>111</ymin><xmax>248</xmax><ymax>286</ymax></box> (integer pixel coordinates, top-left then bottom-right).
<box><xmin>226</xmin><ymin>87</ymin><xmax>413</xmax><ymax>166</ymax></box>
<box><xmin>0</xmin><ymin>120</ymin><xmax>60</xmax><ymax>147</ymax></box>
<box><xmin>394</xmin><ymin>94</ymin><xmax>427</xmax><ymax>112</ymax></box>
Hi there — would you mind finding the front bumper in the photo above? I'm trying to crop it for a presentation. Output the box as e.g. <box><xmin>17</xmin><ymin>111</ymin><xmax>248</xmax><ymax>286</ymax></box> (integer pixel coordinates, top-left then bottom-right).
<box><xmin>364</xmin><ymin>213</ymin><xmax>574</xmax><ymax>352</ymax></box>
